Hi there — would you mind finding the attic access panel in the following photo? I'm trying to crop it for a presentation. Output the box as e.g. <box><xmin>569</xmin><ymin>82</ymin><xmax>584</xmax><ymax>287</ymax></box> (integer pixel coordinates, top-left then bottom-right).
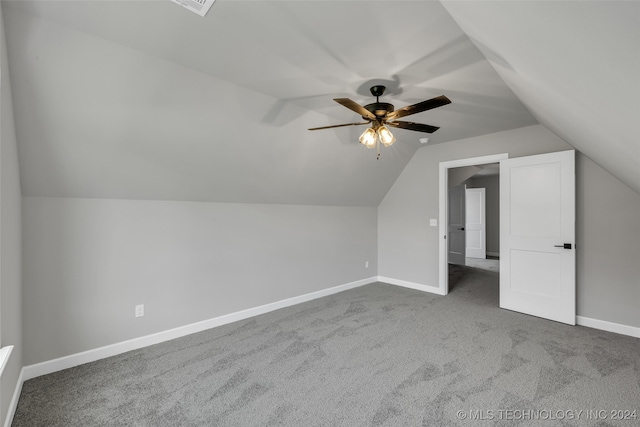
<box><xmin>169</xmin><ymin>0</ymin><xmax>215</xmax><ymax>17</ymax></box>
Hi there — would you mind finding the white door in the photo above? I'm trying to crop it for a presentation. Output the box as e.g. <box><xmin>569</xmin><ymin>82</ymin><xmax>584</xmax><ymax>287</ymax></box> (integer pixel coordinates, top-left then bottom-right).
<box><xmin>500</xmin><ymin>150</ymin><xmax>575</xmax><ymax>325</ymax></box>
<box><xmin>448</xmin><ymin>184</ymin><xmax>466</xmax><ymax>266</ymax></box>
<box><xmin>465</xmin><ymin>188</ymin><xmax>486</xmax><ymax>259</ymax></box>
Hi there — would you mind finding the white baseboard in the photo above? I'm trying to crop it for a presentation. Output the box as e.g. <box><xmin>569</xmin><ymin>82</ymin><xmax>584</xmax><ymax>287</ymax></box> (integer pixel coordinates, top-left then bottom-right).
<box><xmin>377</xmin><ymin>276</ymin><xmax>445</xmax><ymax>296</ymax></box>
<box><xmin>576</xmin><ymin>316</ymin><xmax>640</xmax><ymax>339</ymax></box>
<box><xmin>3</xmin><ymin>367</ymin><xmax>24</xmax><ymax>427</ymax></box>
<box><xmin>12</xmin><ymin>276</ymin><xmax>638</xmax><ymax>425</ymax></box>
<box><xmin>22</xmin><ymin>276</ymin><xmax>378</xmax><ymax>381</ymax></box>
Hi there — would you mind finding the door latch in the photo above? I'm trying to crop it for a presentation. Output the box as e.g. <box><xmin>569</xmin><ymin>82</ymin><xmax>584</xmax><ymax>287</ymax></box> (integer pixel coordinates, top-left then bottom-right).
<box><xmin>554</xmin><ymin>243</ymin><xmax>572</xmax><ymax>249</ymax></box>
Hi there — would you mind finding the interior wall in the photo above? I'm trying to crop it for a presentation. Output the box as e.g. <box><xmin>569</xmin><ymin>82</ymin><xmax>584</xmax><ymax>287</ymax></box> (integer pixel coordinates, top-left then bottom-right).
<box><xmin>378</xmin><ymin>125</ymin><xmax>570</xmax><ymax>287</ymax></box>
<box><xmin>447</xmin><ymin>166</ymin><xmax>481</xmax><ymax>189</ymax></box>
<box><xmin>378</xmin><ymin>124</ymin><xmax>640</xmax><ymax>329</ymax></box>
<box><xmin>0</xmin><ymin>4</ymin><xmax>23</xmax><ymax>422</ymax></box>
<box><xmin>575</xmin><ymin>154</ymin><xmax>640</xmax><ymax>327</ymax></box>
<box><xmin>464</xmin><ymin>174</ymin><xmax>499</xmax><ymax>255</ymax></box>
<box><xmin>22</xmin><ymin>198</ymin><xmax>377</xmax><ymax>365</ymax></box>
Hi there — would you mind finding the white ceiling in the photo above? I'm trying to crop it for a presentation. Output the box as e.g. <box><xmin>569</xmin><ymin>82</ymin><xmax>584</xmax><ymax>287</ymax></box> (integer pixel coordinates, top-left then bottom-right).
<box><xmin>442</xmin><ymin>0</ymin><xmax>640</xmax><ymax>195</ymax></box>
<box><xmin>2</xmin><ymin>1</ymin><xmax>637</xmax><ymax>205</ymax></box>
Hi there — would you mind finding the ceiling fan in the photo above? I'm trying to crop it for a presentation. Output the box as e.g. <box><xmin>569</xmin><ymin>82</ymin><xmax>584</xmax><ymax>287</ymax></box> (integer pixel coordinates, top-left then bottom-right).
<box><xmin>309</xmin><ymin>85</ymin><xmax>451</xmax><ymax>159</ymax></box>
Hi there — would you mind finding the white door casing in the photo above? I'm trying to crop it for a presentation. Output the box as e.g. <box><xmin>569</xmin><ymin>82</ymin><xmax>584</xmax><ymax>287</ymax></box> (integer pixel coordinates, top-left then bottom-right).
<box><xmin>439</xmin><ymin>153</ymin><xmax>508</xmax><ymax>295</ymax></box>
<box><xmin>500</xmin><ymin>150</ymin><xmax>575</xmax><ymax>325</ymax></box>
<box><xmin>448</xmin><ymin>184</ymin><xmax>466</xmax><ymax>266</ymax></box>
<box><xmin>465</xmin><ymin>188</ymin><xmax>486</xmax><ymax>259</ymax></box>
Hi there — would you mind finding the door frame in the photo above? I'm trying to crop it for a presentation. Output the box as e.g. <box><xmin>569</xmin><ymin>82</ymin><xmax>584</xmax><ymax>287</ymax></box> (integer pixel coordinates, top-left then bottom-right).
<box><xmin>438</xmin><ymin>153</ymin><xmax>508</xmax><ymax>295</ymax></box>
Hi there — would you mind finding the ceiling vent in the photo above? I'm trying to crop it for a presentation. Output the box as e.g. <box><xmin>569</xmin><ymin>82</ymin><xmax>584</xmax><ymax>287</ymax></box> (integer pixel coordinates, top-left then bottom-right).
<box><xmin>170</xmin><ymin>0</ymin><xmax>215</xmax><ymax>17</ymax></box>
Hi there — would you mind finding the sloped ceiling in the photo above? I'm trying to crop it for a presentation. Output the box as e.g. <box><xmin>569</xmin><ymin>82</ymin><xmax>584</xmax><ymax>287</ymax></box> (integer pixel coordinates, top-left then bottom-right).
<box><xmin>2</xmin><ymin>0</ymin><xmax>537</xmax><ymax>206</ymax></box>
<box><xmin>442</xmin><ymin>0</ymin><xmax>640</xmax><ymax>195</ymax></box>
<box><xmin>3</xmin><ymin>1</ymin><xmax>636</xmax><ymax>205</ymax></box>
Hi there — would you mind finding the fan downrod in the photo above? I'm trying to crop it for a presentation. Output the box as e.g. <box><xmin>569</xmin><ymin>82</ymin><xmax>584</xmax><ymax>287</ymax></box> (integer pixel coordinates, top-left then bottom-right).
<box><xmin>370</xmin><ymin>85</ymin><xmax>386</xmax><ymax>100</ymax></box>
<box><xmin>364</xmin><ymin>86</ymin><xmax>393</xmax><ymax>118</ymax></box>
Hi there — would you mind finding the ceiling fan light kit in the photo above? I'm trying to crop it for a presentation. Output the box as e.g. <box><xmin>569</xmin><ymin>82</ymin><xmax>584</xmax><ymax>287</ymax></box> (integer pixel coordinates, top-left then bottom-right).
<box><xmin>309</xmin><ymin>85</ymin><xmax>451</xmax><ymax>159</ymax></box>
<box><xmin>359</xmin><ymin>127</ymin><xmax>377</xmax><ymax>148</ymax></box>
<box><xmin>358</xmin><ymin>123</ymin><xmax>396</xmax><ymax>156</ymax></box>
<box><xmin>377</xmin><ymin>125</ymin><xmax>396</xmax><ymax>147</ymax></box>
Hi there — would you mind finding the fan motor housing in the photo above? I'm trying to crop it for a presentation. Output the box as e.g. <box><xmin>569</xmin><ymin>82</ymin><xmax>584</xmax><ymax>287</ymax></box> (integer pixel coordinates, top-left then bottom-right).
<box><xmin>364</xmin><ymin>102</ymin><xmax>394</xmax><ymax>119</ymax></box>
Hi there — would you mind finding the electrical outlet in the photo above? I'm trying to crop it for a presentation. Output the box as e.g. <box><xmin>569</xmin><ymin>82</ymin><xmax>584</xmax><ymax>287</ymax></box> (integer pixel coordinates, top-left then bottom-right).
<box><xmin>430</xmin><ymin>219</ymin><xmax>438</xmax><ymax>226</ymax></box>
<box><xmin>365</xmin><ymin>261</ymin><xmax>369</xmax><ymax>268</ymax></box>
<box><xmin>135</xmin><ymin>304</ymin><xmax>144</xmax><ymax>318</ymax></box>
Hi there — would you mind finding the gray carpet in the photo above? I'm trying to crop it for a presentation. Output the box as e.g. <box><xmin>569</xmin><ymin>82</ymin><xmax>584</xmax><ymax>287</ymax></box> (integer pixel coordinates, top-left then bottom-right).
<box><xmin>465</xmin><ymin>257</ymin><xmax>500</xmax><ymax>273</ymax></box>
<box><xmin>13</xmin><ymin>268</ymin><xmax>640</xmax><ymax>426</ymax></box>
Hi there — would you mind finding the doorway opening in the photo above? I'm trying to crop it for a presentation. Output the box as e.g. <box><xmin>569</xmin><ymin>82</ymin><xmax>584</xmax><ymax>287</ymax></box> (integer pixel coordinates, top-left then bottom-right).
<box><xmin>447</xmin><ymin>164</ymin><xmax>500</xmax><ymax>294</ymax></box>
<box><xmin>438</xmin><ymin>154</ymin><xmax>508</xmax><ymax>295</ymax></box>
<box><xmin>438</xmin><ymin>151</ymin><xmax>576</xmax><ymax>324</ymax></box>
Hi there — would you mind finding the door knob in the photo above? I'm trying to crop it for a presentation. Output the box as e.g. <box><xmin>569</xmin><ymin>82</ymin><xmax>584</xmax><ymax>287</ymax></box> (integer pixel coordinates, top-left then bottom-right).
<box><xmin>554</xmin><ymin>243</ymin><xmax>572</xmax><ymax>249</ymax></box>
<box><xmin>459</xmin><ymin>227</ymin><xmax>465</xmax><ymax>231</ymax></box>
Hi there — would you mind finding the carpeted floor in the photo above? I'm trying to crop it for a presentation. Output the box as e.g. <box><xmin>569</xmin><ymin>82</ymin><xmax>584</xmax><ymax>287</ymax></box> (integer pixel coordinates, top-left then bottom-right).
<box><xmin>12</xmin><ymin>267</ymin><xmax>640</xmax><ymax>426</ymax></box>
<box><xmin>465</xmin><ymin>257</ymin><xmax>500</xmax><ymax>273</ymax></box>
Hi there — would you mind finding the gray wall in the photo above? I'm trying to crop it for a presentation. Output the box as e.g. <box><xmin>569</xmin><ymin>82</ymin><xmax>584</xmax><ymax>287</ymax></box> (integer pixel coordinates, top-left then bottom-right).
<box><xmin>448</xmin><ymin>166</ymin><xmax>481</xmax><ymax>189</ymax></box>
<box><xmin>14</xmin><ymin>124</ymin><xmax>640</xmax><ymax>375</ymax></box>
<box><xmin>378</xmin><ymin>125</ymin><xmax>571</xmax><ymax>287</ymax></box>
<box><xmin>464</xmin><ymin>174</ymin><xmax>500</xmax><ymax>255</ymax></box>
<box><xmin>576</xmin><ymin>155</ymin><xmax>640</xmax><ymax>327</ymax></box>
<box><xmin>22</xmin><ymin>198</ymin><xmax>377</xmax><ymax>364</ymax></box>
<box><xmin>0</xmin><ymin>4</ymin><xmax>23</xmax><ymax>422</ymax></box>
<box><xmin>378</xmin><ymin>124</ymin><xmax>640</xmax><ymax>328</ymax></box>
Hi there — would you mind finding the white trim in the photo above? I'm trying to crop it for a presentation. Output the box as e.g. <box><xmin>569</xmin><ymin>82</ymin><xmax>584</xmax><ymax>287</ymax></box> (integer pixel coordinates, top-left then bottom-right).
<box><xmin>577</xmin><ymin>316</ymin><xmax>640</xmax><ymax>339</ymax></box>
<box><xmin>6</xmin><ymin>280</ymin><xmax>638</xmax><ymax>427</ymax></box>
<box><xmin>3</xmin><ymin>367</ymin><xmax>24</xmax><ymax>427</ymax></box>
<box><xmin>439</xmin><ymin>154</ymin><xmax>508</xmax><ymax>296</ymax></box>
<box><xmin>22</xmin><ymin>277</ymin><xmax>377</xmax><ymax>381</ymax></box>
<box><xmin>486</xmin><ymin>251</ymin><xmax>500</xmax><ymax>258</ymax></box>
<box><xmin>0</xmin><ymin>346</ymin><xmax>13</xmax><ymax>377</ymax></box>
<box><xmin>378</xmin><ymin>276</ymin><xmax>445</xmax><ymax>296</ymax></box>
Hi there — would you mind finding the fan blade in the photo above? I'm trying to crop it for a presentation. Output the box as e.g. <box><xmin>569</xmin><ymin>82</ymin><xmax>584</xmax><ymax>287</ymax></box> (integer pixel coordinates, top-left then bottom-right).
<box><xmin>387</xmin><ymin>120</ymin><xmax>440</xmax><ymax>133</ymax></box>
<box><xmin>334</xmin><ymin>98</ymin><xmax>377</xmax><ymax>120</ymax></box>
<box><xmin>386</xmin><ymin>95</ymin><xmax>451</xmax><ymax>120</ymax></box>
<box><xmin>308</xmin><ymin>122</ymin><xmax>370</xmax><ymax>131</ymax></box>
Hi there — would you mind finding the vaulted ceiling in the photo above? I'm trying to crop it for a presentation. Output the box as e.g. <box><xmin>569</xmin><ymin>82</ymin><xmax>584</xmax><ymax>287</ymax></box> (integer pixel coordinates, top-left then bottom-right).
<box><xmin>442</xmin><ymin>1</ymin><xmax>639</xmax><ymax>195</ymax></box>
<box><xmin>3</xmin><ymin>1</ymin><xmax>638</xmax><ymax>206</ymax></box>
